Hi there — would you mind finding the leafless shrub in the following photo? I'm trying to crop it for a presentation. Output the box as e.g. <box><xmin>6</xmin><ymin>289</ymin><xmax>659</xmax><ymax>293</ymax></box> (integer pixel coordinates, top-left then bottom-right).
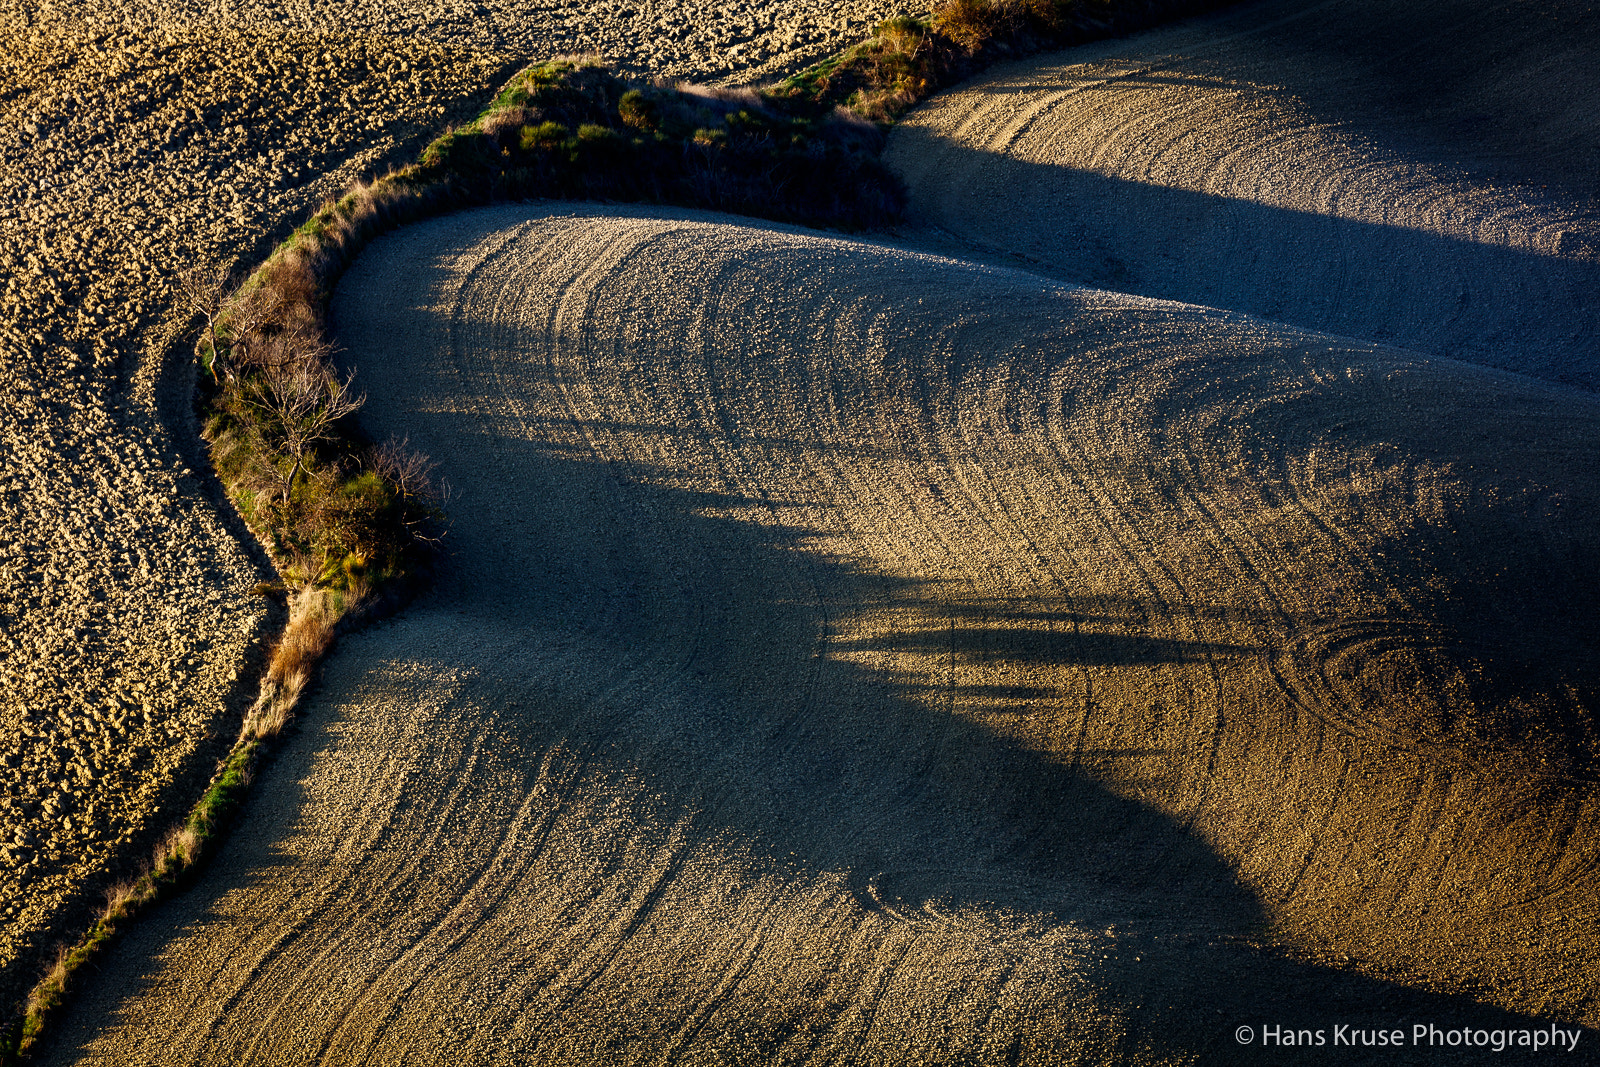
<box><xmin>371</xmin><ymin>435</ymin><xmax>442</xmax><ymax>505</ymax></box>
<box><xmin>220</xmin><ymin>284</ymin><xmax>279</xmax><ymax>369</ymax></box>
<box><xmin>177</xmin><ymin>258</ymin><xmax>235</xmax><ymax>383</ymax></box>
<box><xmin>238</xmin><ymin>351</ymin><xmax>364</xmax><ymax>504</ymax></box>
<box><xmin>236</xmin><ymin>318</ymin><xmax>332</xmax><ymax>375</ymax></box>
<box><xmin>370</xmin><ymin>435</ymin><xmax>451</xmax><ymax>545</ymax></box>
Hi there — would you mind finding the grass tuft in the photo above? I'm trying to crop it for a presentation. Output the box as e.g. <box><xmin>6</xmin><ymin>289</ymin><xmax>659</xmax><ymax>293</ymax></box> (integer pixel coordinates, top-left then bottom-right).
<box><xmin>247</xmin><ymin>586</ymin><xmax>345</xmax><ymax>738</ymax></box>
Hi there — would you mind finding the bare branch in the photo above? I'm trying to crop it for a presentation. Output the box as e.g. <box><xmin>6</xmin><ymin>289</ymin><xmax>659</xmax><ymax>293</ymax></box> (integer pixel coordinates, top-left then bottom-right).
<box><xmin>176</xmin><ymin>259</ymin><xmax>235</xmax><ymax>383</ymax></box>
<box><xmin>370</xmin><ymin>435</ymin><xmax>450</xmax><ymax>545</ymax></box>
<box><xmin>238</xmin><ymin>341</ymin><xmax>364</xmax><ymax>503</ymax></box>
<box><xmin>370</xmin><ymin>435</ymin><xmax>441</xmax><ymax>505</ymax></box>
<box><xmin>220</xmin><ymin>286</ymin><xmax>278</xmax><ymax>371</ymax></box>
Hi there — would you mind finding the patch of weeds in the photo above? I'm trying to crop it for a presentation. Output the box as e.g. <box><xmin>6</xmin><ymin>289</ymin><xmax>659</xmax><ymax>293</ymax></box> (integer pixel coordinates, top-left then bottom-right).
<box><xmin>437</xmin><ymin>56</ymin><xmax>903</xmax><ymax>228</ymax></box>
<box><xmin>772</xmin><ymin>0</ymin><xmax>1239</xmax><ymax>127</ymax></box>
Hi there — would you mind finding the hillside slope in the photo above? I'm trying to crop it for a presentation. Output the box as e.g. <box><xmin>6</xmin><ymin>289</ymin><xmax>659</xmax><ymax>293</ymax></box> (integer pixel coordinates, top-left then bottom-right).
<box><xmin>1</xmin><ymin>0</ymin><xmax>908</xmax><ymax>1011</ymax></box>
<box><xmin>884</xmin><ymin>0</ymin><xmax>1600</xmax><ymax>387</ymax></box>
<box><xmin>46</xmin><ymin>206</ymin><xmax>1600</xmax><ymax>1065</ymax></box>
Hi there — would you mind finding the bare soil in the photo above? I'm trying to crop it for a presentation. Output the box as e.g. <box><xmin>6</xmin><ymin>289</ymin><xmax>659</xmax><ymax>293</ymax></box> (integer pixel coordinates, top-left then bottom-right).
<box><xmin>0</xmin><ymin>0</ymin><xmax>513</xmax><ymax>1022</ymax></box>
<box><xmin>42</xmin><ymin>204</ymin><xmax>1600</xmax><ymax>1064</ymax></box>
<box><xmin>47</xmin><ymin>0</ymin><xmax>911</xmax><ymax>87</ymax></box>
<box><xmin>884</xmin><ymin>0</ymin><xmax>1600</xmax><ymax>388</ymax></box>
<box><xmin>14</xmin><ymin>0</ymin><xmax>1600</xmax><ymax>1060</ymax></box>
<box><xmin>1</xmin><ymin>0</ymin><xmax>910</xmax><ymax>1020</ymax></box>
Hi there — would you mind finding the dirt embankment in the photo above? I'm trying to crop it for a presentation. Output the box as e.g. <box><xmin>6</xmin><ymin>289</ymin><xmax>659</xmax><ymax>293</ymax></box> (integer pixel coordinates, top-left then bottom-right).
<box><xmin>884</xmin><ymin>0</ymin><xmax>1600</xmax><ymax>388</ymax></box>
<box><xmin>44</xmin><ymin>206</ymin><xmax>1600</xmax><ymax>1065</ymax></box>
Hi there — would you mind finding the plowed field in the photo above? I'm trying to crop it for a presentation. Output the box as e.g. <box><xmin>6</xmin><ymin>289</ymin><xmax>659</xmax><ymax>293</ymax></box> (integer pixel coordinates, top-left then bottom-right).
<box><xmin>0</xmin><ymin>0</ymin><xmax>522</xmax><ymax>1011</ymax></box>
<box><xmin>36</xmin><ymin>0</ymin><xmax>1600</xmax><ymax>1061</ymax></box>
<box><xmin>0</xmin><ymin>0</ymin><xmax>898</xmax><ymax>1018</ymax></box>
<box><xmin>46</xmin><ymin>205</ymin><xmax>1600</xmax><ymax>1064</ymax></box>
<box><xmin>885</xmin><ymin>0</ymin><xmax>1600</xmax><ymax>387</ymax></box>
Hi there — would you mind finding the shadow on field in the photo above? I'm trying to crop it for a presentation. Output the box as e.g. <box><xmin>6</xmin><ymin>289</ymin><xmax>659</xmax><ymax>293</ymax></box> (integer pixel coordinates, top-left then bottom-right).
<box><xmin>380</xmin><ymin>400</ymin><xmax>1579</xmax><ymax>1062</ymax></box>
<box><xmin>1221</xmin><ymin>0</ymin><xmax>1600</xmax><ymax>196</ymax></box>
<box><xmin>53</xmin><ymin>200</ymin><xmax>1600</xmax><ymax>1063</ymax></box>
<box><xmin>891</xmin><ymin>116</ymin><xmax>1600</xmax><ymax>391</ymax></box>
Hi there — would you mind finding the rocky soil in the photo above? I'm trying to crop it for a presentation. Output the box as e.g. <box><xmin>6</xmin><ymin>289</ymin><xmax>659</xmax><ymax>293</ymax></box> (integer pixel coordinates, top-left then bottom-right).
<box><xmin>48</xmin><ymin>0</ymin><xmax>911</xmax><ymax>86</ymax></box>
<box><xmin>3</xmin><ymin>0</ymin><xmax>910</xmax><ymax>1019</ymax></box>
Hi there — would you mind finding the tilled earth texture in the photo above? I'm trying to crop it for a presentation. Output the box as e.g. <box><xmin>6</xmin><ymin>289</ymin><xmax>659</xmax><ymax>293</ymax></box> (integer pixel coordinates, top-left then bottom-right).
<box><xmin>886</xmin><ymin>0</ymin><xmax>1600</xmax><ymax>389</ymax></box>
<box><xmin>46</xmin><ymin>204</ymin><xmax>1600</xmax><ymax>1065</ymax></box>
<box><xmin>0</xmin><ymin>0</ymin><xmax>517</xmax><ymax>1013</ymax></box>
<box><xmin>75</xmin><ymin>0</ymin><xmax>906</xmax><ymax>86</ymax></box>
<box><xmin>3</xmin><ymin>0</ymin><xmax>910</xmax><ymax>1023</ymax></box>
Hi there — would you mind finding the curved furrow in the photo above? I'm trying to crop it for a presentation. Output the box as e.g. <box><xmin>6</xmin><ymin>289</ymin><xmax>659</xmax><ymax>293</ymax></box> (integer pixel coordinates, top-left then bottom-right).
<box><xmin>311</xmin><ymin>743</ymin><xmax>583</xmax><ymax>1066</ymax></box>
<box><xmin>45</xmin><ymin>203</ymin><xmax>1600</xmax><ymax>1066</ymax></box>
<box><xmin>885</xmin><ymin>0</ymin><xmax>1600</xmax><ymax>386</ymax></box>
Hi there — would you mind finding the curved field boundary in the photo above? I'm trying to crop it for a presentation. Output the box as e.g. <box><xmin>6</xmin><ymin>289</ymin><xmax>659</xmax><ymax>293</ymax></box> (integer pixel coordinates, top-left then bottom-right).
<box><xmin>884</xmin><ymin>0</ymin><xmax>1600</xmax><ymax>388</ymax></box>
<box><xmin>2</xmin><ymin>0</ymin><xmax>1253</xmax><ymax>1049</ymax></box>
<box><xmin>43</xmin><ymin>206</ymin><xmax>1600</xmax><ymax>1064</ymax></box>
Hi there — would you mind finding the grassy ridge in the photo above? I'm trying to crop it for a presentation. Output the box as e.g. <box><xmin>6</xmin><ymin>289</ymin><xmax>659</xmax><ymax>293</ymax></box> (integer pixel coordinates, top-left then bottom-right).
<box><xmin>397</xmin><ymin>58</ymin><xmax>904</xmax><ymax>228</ymax></box>
<box><xmin>775</xmin><ymin>0</ymin><xmax>1238</xmax><ymax>123</ymax></box>
<box><xmin>1</xmin><ymin>0</ymin><xmax>1236</xmax><ymax>1058</ymax></box>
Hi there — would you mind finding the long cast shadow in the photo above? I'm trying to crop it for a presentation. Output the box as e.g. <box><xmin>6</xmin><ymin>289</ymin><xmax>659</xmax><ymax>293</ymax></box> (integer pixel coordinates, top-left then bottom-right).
<box><xmin>889</xmin><ymin>0</ymin><xmax>1600</xmax><ymax>391</ymax></box>
<box><xmin>894</xmin><ymin>126</ymin><xmax>1600</xmax><ymax>389</ymax></box>
<box><xmin>49</xmin><ymin>201</ymin><xmax>1600</xmax><ymax>1063</ymax></box>
<box><xmin>1217</xmin><ymin>0</ymin><xmax>1600</xmax><ymax>197</ymax></box>
<box><xmin>387</xmin><ymin>410</ymin><xmax>1586</xmax><ymax>1061</ymax></box>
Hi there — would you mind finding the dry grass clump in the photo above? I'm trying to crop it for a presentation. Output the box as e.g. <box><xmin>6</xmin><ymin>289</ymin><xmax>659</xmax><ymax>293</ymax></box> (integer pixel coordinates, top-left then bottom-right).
<box><xmin>775</xmin><ymin>0</ymin><xmax>1239</xmax><ymax>124</ymax></box>
<box><xmin>245</xmin><ymin>585</ymin><xmax>352</xmax><ymax>739</ymax></box>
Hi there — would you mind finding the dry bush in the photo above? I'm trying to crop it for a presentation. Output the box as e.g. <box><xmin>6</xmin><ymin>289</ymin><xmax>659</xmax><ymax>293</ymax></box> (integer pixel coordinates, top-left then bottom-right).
<box><xmin>238</xmin><ymin>352</ymin><xmax>365</xmax><ymax>505</ymax></box>
<box><xmin>371</xmin><ymin>435</ymin><xmax>448</xmax><ymax>550</ymax></box>
<box><xmin>220</xmin><ymin>284</ymin><xmax>279</xmax><ymax>373</ymax></box>
<box><xmin>245</xmin><ymin>586</ymin><xmax>343</xmax><ymax>739</ymax></box>
<box><xmin>933</xmin><ymin>0</ymin><xmax>1019</xmax><ymax>48</ymax></box>
<box><xmin>176</xmin><ymin>259</ymin><xmax>236</xmax><ymax>383</ymax></box>
<box><xmin>371</xmin><ymin>436</ymin><xmax>442</xmax><ymax>504</ymax></box>
<box><xmin>100</xmin><ymin>879</ymin><xmax>145</xmax><ymax>924</ymax></box>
